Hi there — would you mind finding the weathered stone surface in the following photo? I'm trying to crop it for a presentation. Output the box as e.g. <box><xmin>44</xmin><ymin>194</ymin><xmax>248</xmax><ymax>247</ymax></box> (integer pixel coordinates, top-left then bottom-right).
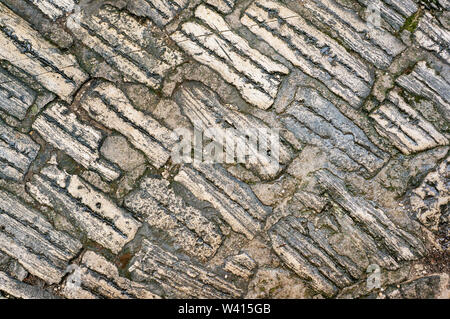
<box><xmin>316</xmin><ymin>170</ymin><xmax>424</xmax><ymax>261</ymax></box>
<box><xmin>370</xmin><ymin>91</ymin><xmax>448</xmax><ymax>154</ymax></box>
<box><xmin>223</xmin><ymin>252</ymin><xmax>256</xmax><ymax>279</ymax></box>
<box><xmin>127</xmin><ymin>0</ymin><xmax>189</xmax><ymax>27</ymax></box>
<box><xmin>27</xmin><ymin>165</ymin><xmax>141</xmax><ymax>254</ymax></box>
<box><xmin>204</xmin><ymin>0</ymin><xmax>235</xmax><ymax>14</ymax></box>
<box><xmin>0</xmin><ymin>189</ymin><xmax>82</xmax><ymax>284</ymax></box>
<box><xmin>33</xmin><ymin>102</ymin><xmax>121</xmax><ymax>181</ymax></box>
<box><xmin>409</xmin><ymin>157</ymin><xmax>449</xmax><ymax>232</ymax></box>
<box><xmin>124</xmin><ymin>175</ymin><xmax>223</xmax><ymax>261</ymax></box>
<box><xmin>62</xmin><ymin>250</ymin><xmax>159</xmax><ymax>299</ymax></box>
<box><xmin>0</xmin><ymin>67</ymin><xmax>36</xmax><ymax>120</ymax></box>
<box><xmin>282</xmin><ymin>87</ymin><xmax>387</xmax><ymax>176</ymax></box>
<box><xmin>0</xmin><ymin>119</ymin><xmax>40</xmax><ymax>181</ymax></box>
<box><xmin>414</xmin><ymin>12</ymin><xmax>450</xmax><ymax>63</ymax></box>
<box><xmin>100</xmin><ymin>135</ymin><xmax>145</xmax><ymax>172</ymax></box>
<box><xmin>67</xmin><ymin>5</ymin><xmax>184</xmax><ymax>89</ymax></box>
<box><xmin>242</xmin><ymin>0</ymin><xmax>373</xmax><ymax>108</ymax></box>
<box><xmin>357</xmin><ymin>0</ymin><xmax>418</xmax><ymax>31</ymax></box>
<box><xmin>269</xmin><ymin>170</ymin><xmax>425</xmax><ymax>297</ymax></box>
<box><xmin>383</xmin><ymin>273</ymin><xmax>449</xmax><ymax>299</ymax></box>
<box><xmin>129</xmin><ymin>239</ymin><xmax>243</xmax><ymax>298</ymax></box>
<box><xmin>175</xmin><ymin>164</ymin><xmax>269</xmax><ymax>240</ymax></box>
<box><xmin>0</xmin><ymin>271</ymin><xmax>58</xmax><ymax>299</ymax></box>
<box><xmin>0</xmin><ymin>3</ymin><xmax>88</xmax><ymax>101</ymax></box>
<box><xmin>397</xmin><ymin>61</ymin><xmax>450</xmax><ymax>121</ymax></box>
<box><xmin>173</xmin><ymin>82</ymin><xmax>291</xmax><ymax>178</ymax></box>
<box><xmin>80</xmin><ymin>81</ymin><xmax>176</xmax><ymax>169</ymax></box>
<box><xmin>302</xmin><ymin>0</ymin><xmax>405</xmax><ymax>69</ymax></box>
<box><xmin>172</xmin><ymin>4</ymin><xmax>289</xmax><ymax>109</ymax></box>
<box><xmin>0</xmin><ymin>0</ymin><xmax>447</xmax><ymax>300</ymax></box>
<box><xmin>27</xmin><ymin>0</ymin><xmax>76</xmax><ymax>20</ymax></box>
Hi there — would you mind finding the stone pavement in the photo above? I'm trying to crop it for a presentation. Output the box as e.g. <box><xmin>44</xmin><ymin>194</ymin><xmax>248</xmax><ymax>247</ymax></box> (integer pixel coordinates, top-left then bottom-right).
<box><xmin>0</xmin><ymin>0</ymin><xmax>448</xmax><ymax>299</ymax></box>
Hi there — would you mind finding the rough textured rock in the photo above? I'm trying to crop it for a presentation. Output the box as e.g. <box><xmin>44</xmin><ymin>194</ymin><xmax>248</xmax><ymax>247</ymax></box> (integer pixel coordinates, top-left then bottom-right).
<box><xmin>370</xmin><ymin>91</ymin><xmax>448</xmax><ymax>154</ymax></box>
<box><xmin>415</xmin><ymin>12</ymin><xmax>450</xmax><ymax>63</ymax></box>
<box><xmin>409</xmin><ymin>157</ymin><xmax>449</xmax><ymax>233</ymax></box>
<box><xmin>124</xmin><ymin>175</ymin><xmax>223</xmax><ymax>261</ymax></box>
<box><xmin>0</xmin><ymin>189</ymin><xmax>82</xmax><ymax>283</ymax></box>
<box><xmin>62</xmin><ymin>250</ymin><xmax>159</xmax><ymax>299</ymax></box>
<box><xmin>0</xmin><ymin>3</ymin><xmax>88</xmax><ymax>101</ymax></box>
<box><xmin>242</xmin><ymin>0</ymin><xmax>373</xmax><ymax>108</ymax></box>
<box><xmin>129</xmin><ymin>239</ymin><xmax>243</xmax><ymax>298</ymax></box>
<box><xmin>27</xmin><ymin>165</ymin><xmax>141</xmax><ymax>254</ymax></box>
<box><xmin>282</xmin><ymin>87</ymin><xmax>387</xmax><ymax>176</ymax></box>
<box><xmin>80</xmin><ymin>81</ymin><xmax>176</xmax><ymax>169</ymax></box>
<box><xmin>0</xmin><ymin>67</ymin><xmax>36</xmax><ymax>120</ymax></box>
<box><xmin>67</xmin><ymin>4</ymin><xmax>184</xmax><ymax>89</ymax></box>
<box><xmin>27</xmin><ymin>0</ymin><xmax>76</xmax><ymax>21</ymax></box>
<box><xmin>396</xmin><ymin>61</ymin><xmax>450</xmax><ymax>121</ymax></box>
<box><xmin>172</xmin><ymin>5</ymin><xmax>289</xmax><ymax>109</ymax></box>
<box><xmin>127</xmin><ymin>0</ymin><xmax>189</xmax><ymax>27</ymax></box>
<box><xmin>0</xmin><ymin>119</ymin><xmax>40</xmax><ymax>181</ymax></box>
<box><xmin>0</xmin><ymin>271</ymin><xmax>59</xmax><ymax>299</ymax></box>
<box><xmin>0</xmin><ymin>0</ymin><xmax>448</xmax><ymax>300</ymax></box>
<box><xmin>33</xmin><ymin>102</ymin><xmax>121</xmax><ymax>181</ymax></box>
<box><xmin>173</xmin><ymin>81</ymin><xmax>291</xmax><ymax>178</ymax></box>
<box><xmin>175</xmin><ymin>164</ymin><xmax>270</xmax><ymax>240</ymax></box>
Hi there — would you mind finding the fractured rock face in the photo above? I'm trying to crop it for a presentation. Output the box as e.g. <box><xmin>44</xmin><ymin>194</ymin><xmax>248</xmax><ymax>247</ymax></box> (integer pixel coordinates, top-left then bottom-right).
<box><xmin>397</xmin><ymin>61</ymin><xmax>450</xmax><ymax>121</ymax></box>
<box><xmin>223</xmin><ymin>253</ymin><xmax>256</xmax><ymax>279</ymax></box>
<box><xmin>242</xmin><ymin>0</ymin><xmax>373</xmax><ymax>108</ymax></box>
<box><xmin>127</xmin><ymin>0</ymin><xmax>189</xmax><ymax>27</ymax></box>
<box><xmin>269</xmin><ymin>170</ymin><xmax>425</xmax><ymax>297</ymax></box>
<box><xmin>0</xmin><ymin>3</ymin><xmax>88</xmax><ymax>101</ymax></box>
<box><xmin>301</xmin><ymin>0</ymin><xmax>406</xmax><ymax>69</ymax></box>
<box><xmin>124</xmin><ymin>175</ymin><xmax>223</xmax><ymax>261</ymax></box>
<box><xmin>67</xmin><ymin>4</ymin><xmax>184</xmax><ymax>89</ymax></box>
<box><xmin>282</xmin><ymin>87</ymin><xmax>387</xmax><ymax>176</ymax></box>
<box><xmin>172</xmin><ymin>4</ymin><xmax>289</xmax><ymax>109</ymax></box>
<box><xmin>26</xmin><ymin>0</ymin><xmax>76</xmax><ymax>20</ymax></box>
<box><xmin>80</xmin><ymin>81</ymin><xmax>176</xmax><ymax>169</ymax></box>
<box><xmin>414</xmin><ymin>12</ymin><xmax>450</xmax><ymax>64</ymax></box>
<box><xmin>62</xmin><ymin>250</ymin><xmax>159</xmax><ymax>299</ymax></box>
<box><xmin>0</xmin><ymin>271</ymin><xmax>58</xmax><ymax>299</ymax></box>
<box><xmin>0</xmin><ymin>189</ymin><xmax>82</xmax><ymax>284</ymax></box>
<box><xmin>173</xmin><ymin>82</ymin><xmax>291</xmax><ymax>178</ymax></box>
<box><xmin>0</xmin><ymin>119</ymin><xmax>40</xmax><ymax>181</ymax></box>
<box><xmin>357</xmin><ymin>0</ymin><xmax>418</xmax><ymax>31</ymax></box>
<box><xmin>27</xmin><ymin>165</ymin><xmax>141</xmax><ymax>254</ymax></box>
<box><xmin>0</xmin><ymin>0</ymin><xmax>448</xmax><ymax>300</ymax></box>
<box><xmin>370</xmin><ymin>91</ymin><xmax>448</xmax><ymax>155</ymax></box>
<box><xmin>204</xmin><ymin>0</ymin><xmax>235</xmax><ymax>14</ymax></box>
<box><xmin>33</xmin><ymin>102</ymin><xmax>121</xmax><ymax>181</ymax></box>
<box><xmin>409</xmin><ymin>157</ymin><xmax>449</xmax><ymax>233</ymax></box>
<box><xmin>129</xmin><ymin>239</ymin><xmax>243</xmax><ymax>298</ymax></box>
<box><xmin>175</xmin><ymin>164</ymin><xmax>270</xmax><ymax>240</ymax></box>
<box><xmin>0</xmin><ymin>67</ymin><xmax>36</xmax><ymax>120</ymax></box>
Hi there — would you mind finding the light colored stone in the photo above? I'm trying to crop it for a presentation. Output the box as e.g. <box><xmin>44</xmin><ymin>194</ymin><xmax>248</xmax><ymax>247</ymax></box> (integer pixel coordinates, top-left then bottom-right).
<box><xmin>27</xmin><ymin>165</ymin><xmax>141</xmax><ymax>254</ymax></box>
<box><xmin>0</xmin><ymin>3</ymin><xmax>88</xmax><ymax>101</ymax></box>
<box><xmin>80</xmin><ymin>81</ymin><xmax>177</xmax><ymax>169</ymax></box>
<box><xmin>67</xmin><ymin>5</ymin><xmax>183</xmax><ymax>89</ymax></box>
<box><xmin>371</xmin><ymin>91</ymin><xmax>448</xmax><ymax>155</ymax></box>
<box><xmin>101</xmin><ymin>135</ymin><xmax>145</xmax><ymax>172</ymax></box>
<box><xmin>0</xmin><ymin>189</ymin><xmax>82</xmax><ymax>284</ymax></box>
<box><xmin>62</xmin><ymin>251</ymin><xmax>159</xmax><ymax>299</ymax></box>
<box><xmin>124</xmin><ymin>175</ymin><xmax>223</xmax><ymax>261</ymax></box>
<box><xmin>0</xmin><ymin>119</ymin><xmax>40</xmax><ymax>181</ymax></box>
<box><xmin>242</xmin><ymin>0</ymin><xmax>373</xmax><ymax>108</ymax></box>
<box><xmin>172</xmin><ymin>5</ymin><xmax>289</xmax><ymax>109</ymax></box>
<box><xmin>129</xmin><ymin>239</ymin><xmax>243</xmax><ymax>298</ymax></box>
<box><xmin>33</xmin><ymin>103</ymin><xmax>121</xmax><ymax>181</ymax></box>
